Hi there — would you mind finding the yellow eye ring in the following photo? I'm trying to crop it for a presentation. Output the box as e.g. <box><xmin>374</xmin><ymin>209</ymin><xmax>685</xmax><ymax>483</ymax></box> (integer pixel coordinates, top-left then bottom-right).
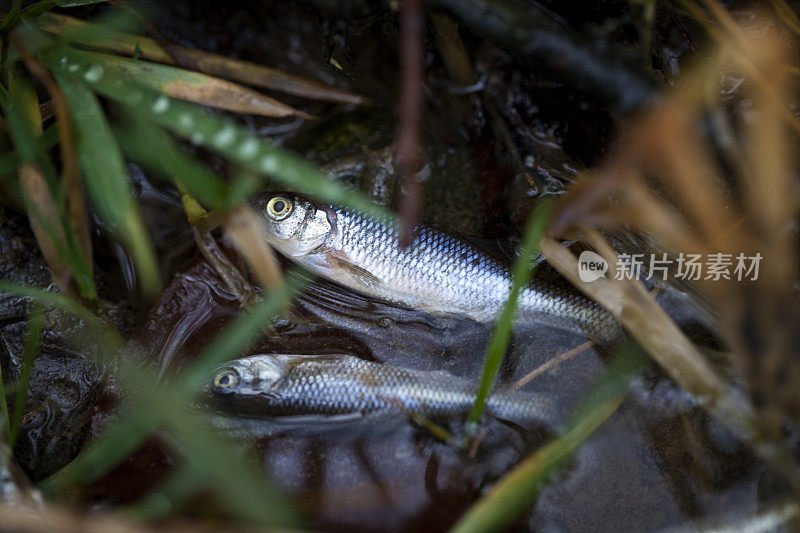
<box><xmin>266</xmin><ymin>196</ymin><xmax>293</xmax><ymax>221</ymax></box>
<box><xmin>213</xmin><ymin>370</ymin><xmax>239</xmax><ymax>388</ymax></box>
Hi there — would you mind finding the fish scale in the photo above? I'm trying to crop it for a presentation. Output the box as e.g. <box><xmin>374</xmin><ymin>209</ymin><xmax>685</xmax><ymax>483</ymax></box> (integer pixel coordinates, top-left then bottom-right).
<box><xmin>331</xmin><ymin>205</ymin><xmax>622</xmax><ymax>343</ymax></box>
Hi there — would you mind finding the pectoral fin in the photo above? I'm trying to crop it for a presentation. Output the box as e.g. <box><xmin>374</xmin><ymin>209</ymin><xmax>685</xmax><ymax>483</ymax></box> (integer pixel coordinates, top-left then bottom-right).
<box><xmin>327</xmin><ymin>256</ymin><xmax>382</xmax><ymax>290</ymax></box>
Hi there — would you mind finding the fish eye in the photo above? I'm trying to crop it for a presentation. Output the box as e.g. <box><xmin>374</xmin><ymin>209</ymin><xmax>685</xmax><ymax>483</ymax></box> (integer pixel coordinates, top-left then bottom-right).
<box><xmin>213</xmin><ymin>369</ymin><xmax>239</xmax><ymax>388</ymax></box>
<box><xmin>266</xmin><ymin>196</ymin><xmax>293</xmax><ymax>221</ymax></box>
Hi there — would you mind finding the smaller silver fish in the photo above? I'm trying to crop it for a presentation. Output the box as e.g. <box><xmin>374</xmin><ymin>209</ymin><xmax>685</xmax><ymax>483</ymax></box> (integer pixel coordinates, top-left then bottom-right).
<box><xmin>206</xmin><ymin>353</ymin><xmax>557</xmax><ymax>429</ymax></box>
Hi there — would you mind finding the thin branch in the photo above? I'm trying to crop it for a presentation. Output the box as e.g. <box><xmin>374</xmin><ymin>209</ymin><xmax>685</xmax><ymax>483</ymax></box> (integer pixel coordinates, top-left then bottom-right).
<box><xmin>397</xmin><ymin>0</ymin><xmax>425</xmax><ymax>247</ymax></box>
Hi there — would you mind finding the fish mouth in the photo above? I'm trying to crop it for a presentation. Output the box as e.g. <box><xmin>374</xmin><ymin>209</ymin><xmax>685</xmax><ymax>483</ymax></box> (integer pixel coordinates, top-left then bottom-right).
<box><xmin>204</xmin><ymin>387</ymin><xmax>285</xmax><ymax>417</ymax></box>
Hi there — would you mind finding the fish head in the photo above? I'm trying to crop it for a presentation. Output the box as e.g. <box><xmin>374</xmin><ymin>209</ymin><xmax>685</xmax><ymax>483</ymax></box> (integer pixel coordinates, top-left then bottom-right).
<box><xmin>206</xmin><ymin>355</ymin><xmax>286</xmax><ymax>412</ymax></box>
<box><xmin>252</xmin><ymin>193</ymin><xmax>332</xmax><ymax>257</ymax></box>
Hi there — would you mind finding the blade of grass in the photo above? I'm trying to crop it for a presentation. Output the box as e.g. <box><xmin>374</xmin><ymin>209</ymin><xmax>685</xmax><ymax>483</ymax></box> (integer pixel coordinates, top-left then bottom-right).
<box><xmin>0</xmin><ymin>74</ymin><xmax>57</xmax><ymax>175</ymax></box>
<box><xmin>111</xmin><ymin>112</ymin><xmax>230</xmax><ymax>210</ymax></box>
<box><xmin>8</xmin><ymin>306</ymin><xmax>42</xmax><ymax>447</ymax></box>
<box><xmin>80</xmin><ymin>356</ymin><xmax>301</xmax><ymax>527</ymax></box>
<box><xmin>7</xmin><ymin>0</ymin><xmax>108</xmax><ymax>25</ymax></box>
<box><xmin>161</xmin><ymin>407</ymin><xmax>300</xmax><ymax>527</ymax></box>
<box><xmin>39</xmin><ymin>43</ymin><xmax>389</xmax><ymax>219</ymax></box>
<box><xmin>0</xmin><ymin>0</ymin><xmax>22</xmax><ymax>31</ymax></box>
<box><xmin>18</xmin><ymin>0</ymin><xmax>105</xmax><ymax>20</ymax></box>
<box><xmin>0</xmin><ymin>280</ymin><xmax>100</xmax><ymax>325</ymax></box>
<box><xmin>465</xmin><ymin>200</ymin><xmax>552</xmax><ymax>432</ymax></box>
<box><xmin>38</xmin><ymin>408</ymin><xmax>155</xmax><ymax>494</ymax></box>
<box><xmin>0</xmin><ymin>363</ymin><xmax>10</xmax><ymax>442</ymax></box>
<box><xmin>451</xmin><ymin>343</ymin><xmax>647</xmax><ymax>533</ymax></box>
<box><xmin>83</xmin><ymin>51</ymin><xmax>310</xmax><ymax>118</ymax></box>
<box><xmin>768</xmin><ymin>0</ymin><xmax>800</xmax><ymax>36</ymax></box>
<box><xmin>0</xmin><ymin>73</ymin><xmax>96</xmax><ymax>301</ymax></box>
<box><xmin>9</xmin><ymin>31</ymin><xmax>95</xmax><ymax>281</ymax></box>
<box><xmin>126</xmin><ymin>464</ymin><xmax>205</xmax><ymax>520</ymax></box>
<box><xmin>54</xmin><ymin>71</ymin><xmax>161</xmax><ymax>298</ymax></box>
<box><xmin>40</xmin><ymin>273</ymin><xmax>301</xmax><ymax>493</ymax></box>
<box><xmin>36</xmin><ymin>12</ymin><xmax>367</xmax><ymax>104</ymax></box>
<box><xmin>538</xmin><ymin>232</ymin><xmax>752</xmax><ymax>429</ymax></box>
<box><xmin>174</xmin><ymin>273</ymin><xmax>300</xmax><ymax>395</ymax></box>
<box><xmin>57</xmin><ymin>1</ymin><xmax>109</xmax><ymax>6</ymax></box>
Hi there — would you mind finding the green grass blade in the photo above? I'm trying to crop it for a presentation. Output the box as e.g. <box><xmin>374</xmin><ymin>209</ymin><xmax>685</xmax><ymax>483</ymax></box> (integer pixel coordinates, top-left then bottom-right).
<box><xmin>0</xmin><ymin>81</ymin><xmax>54</xmax><ymax>172</ymax></box>
<box><xmin>57</xmin><ymin>0</ymin><xmax>109</xmax><ymax>6</ymax></box>
<box><xmin>127</xmin><ymin>464</ymin><xmax>205</xmax><ymax>520</ymax></box>
<box><xmin>112</xmin><ymin>112</ymin><xmax>231</xmax><ymax>210</ymax></box>
<box><xmin>0</xmin><ymin>77</ymin><xmax>97</xmax><ymax>301</ymax></box>
<box><xmin>40</xmin><ymin>44</ymin><xmax>391</xmax><ymax>220</ymax></box>
<box><xmin>452</xmin><ymin>343</ymin><xmax>648</xmax><ymax>533</ymax></box>
<box><xmin>39</xmin><ymin>275</ymin><xmax>301</xmax><ymax>493</ymax></box>
<box><xmin>8</xmin><ymin>306</ymin><xmax>43</xmax><ymax>447</ymax></box>
<box><xmin>0</xmin><ymin>124</ymin><xmax>61</xmax><ymax>179</ymax></box>
<box><xmin>466</xmin><ymin>200</ymin><xmax>552</xmax><ymax>429</ymax></box>
<box><xmin>0</xmin><ymin>363</ymin><xmax>10</xmax><ymax>442</ymax></box>
<box><xmin>16</xmin><ymin>0</ymin><xmax>59</xmax><ymax>20</ymax></box>
<box><xmin>39</xmin><ymin>407</ymin><xmax>152</xmax><ymax>494</ymax></box>
<box><xmin>0</xmin><ymin>0</ymin><xmax>22</xmax><ymax>30</ymax></box>
<box><xmin>0</xmin><ymin>280</ymin><xmax>98</xmax><ymax>324</ymax></box>
<box><xmin>175</xmin><ymin>274</ymin><xmax>300</xmax><ymax>395</ymax></box>
<box><xmin>163</xmin><ymin>410</ymin><xmax>301</xmax><ymax>527</ymax></box>
<box><xmin>54</xmin><ymin>72</ymin><xmax>161</xmax><ymax>298</ymax></box>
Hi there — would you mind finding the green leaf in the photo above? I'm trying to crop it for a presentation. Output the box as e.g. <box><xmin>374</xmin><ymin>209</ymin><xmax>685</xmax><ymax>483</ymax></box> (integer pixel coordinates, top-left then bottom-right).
<box><xmin>57</xmin><ymin>0</ymin><xmax>109</xmax><ymax>6</ymax></box>
<box><xmin>466</xmin><ymin>200</ymin><xmax>553</xmax><ymax>429</ymax></box>
<box><xmin>112</xmin><ymin>111</ymin><xmax>231</xmax><ymax>210</ymax></box>
<box><xmin>0</xmin><ymin>362</ymin><xmax>10</xmax><ymax>442</ymax></box>
<box><xmin>8</xmin><ymin>307</ymin><xmax>43</xmax><ymax>447</ymax></box>
<box><xmin>0</xmin><ymin>280</ymin><xmax>99</xmax><ymax>325</ymax></box>
<box><xmin>0</xmin><ymin>78</ymin><xmax>97</xmax><ymax>301</ymax></box>
<box><xmin>39</xmin><ymin>275</ymin><xmax>301</xmax><ymax>493</ymax></box>
<box><xmin>82</xmin><ymin>51</ymin><xmax>308</xmax><ymax>118</ymax></box>
<box><xmin>54</xmin><ymin>72</ymin><xmax>161</xmax><ymax>298</ymax></box>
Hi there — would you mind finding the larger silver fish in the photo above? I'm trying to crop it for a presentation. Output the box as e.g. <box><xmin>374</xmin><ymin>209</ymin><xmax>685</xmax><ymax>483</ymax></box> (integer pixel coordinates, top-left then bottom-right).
<box><xmin>206</xmin><ymin>353</ymin><xmax>557</xmax><ymax>428</ymax></box>
<box><xmin>252</xmin><ymin>193</ymin><xmax>623</xmax><ymax>343</ymax></box>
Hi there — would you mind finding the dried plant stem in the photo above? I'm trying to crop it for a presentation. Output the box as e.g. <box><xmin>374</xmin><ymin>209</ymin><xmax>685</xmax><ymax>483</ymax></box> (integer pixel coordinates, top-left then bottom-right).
<box><xmin>512</xmin><ymin>340</ymin><xmax>594</xmax><ymax>391</ymax></box>
<box><xmin>397</xmin><ymin>0</ymin><xmax>425</xmax><ymax>247</ymax></box>
<box><xmin>223</xmin><ymin>205</ymin><xmax>283</xmax><ymax>292</ymax></box>
<box><xmin>190</xmin><ymin>227</ymin><xmax>254</xmax><ymax>306</ymax></box>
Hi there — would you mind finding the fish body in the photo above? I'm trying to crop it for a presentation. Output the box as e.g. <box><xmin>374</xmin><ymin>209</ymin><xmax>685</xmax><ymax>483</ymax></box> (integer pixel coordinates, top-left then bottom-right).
<box><xmin>252</xmin><ymin>193</ymin><xmax>623</xmax><ymax>343</ymax></box>
<box><xmin>207</xmin><ymin>353</ymin><xmax>557</xmax><ymax>428</ymax></box>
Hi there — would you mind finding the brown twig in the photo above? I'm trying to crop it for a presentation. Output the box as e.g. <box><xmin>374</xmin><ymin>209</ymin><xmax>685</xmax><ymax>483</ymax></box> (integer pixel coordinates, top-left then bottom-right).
<box><xmin>396</xmin><ymin>0</ymin><xmax>425</xmax><ymax>247</ymax></box>
<box><xmin>512</xmin><ymin>341</ymin><xmax>595</xmax><ymax>391</ymax></box>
